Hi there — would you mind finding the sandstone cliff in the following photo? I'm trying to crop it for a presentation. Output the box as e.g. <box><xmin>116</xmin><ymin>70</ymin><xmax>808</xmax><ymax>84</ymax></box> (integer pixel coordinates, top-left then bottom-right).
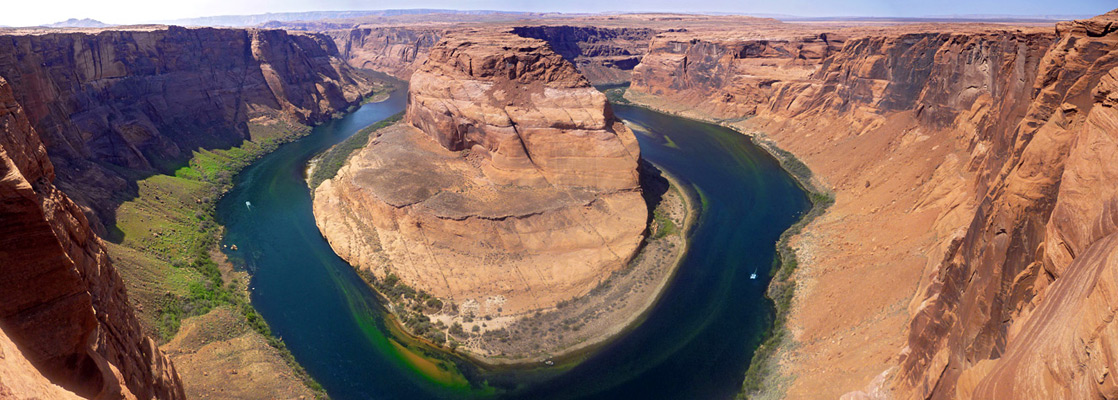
<box><xmin>329</xmin><ymin>26</ymin><xmax>442</xmax><ymax>78</ymax></box>
<box><xmin>510</xmin><ymin>26</ymin><xmax>655</xmax><ymax>84</ymax></box>
<box><xmin>329</xmin><ymin>25</ymin><xmax>655</xmax><ymax>84</ymax></box>
<box><xmin>631</xmin><ymin>30</ymin><xmax>843</xmax><ymax>117</ymax></box>
<box><xmin>0</xmin><ymin>26</ymin><xmax>378</xmax><ymax>230</ymax></box>
<box><xmin>314</xmin><ymin>30</ymin><xmax>646</xmax><ymax>321</ymax></box>
<box><xmin>0</xmin><ymin>76</ymin><xmax>184</xmax><ymax>398</ymax></box>
<box><xmin>627</xmin><ymin>10</ymin><xmax>1118</xmax><ymax>400</ymax></box>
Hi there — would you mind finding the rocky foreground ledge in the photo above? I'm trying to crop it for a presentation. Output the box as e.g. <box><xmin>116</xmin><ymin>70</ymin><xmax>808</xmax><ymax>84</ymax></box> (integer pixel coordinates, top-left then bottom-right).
<box><xmin>312</xmin><ymin>30</ymin><xmax>689</xmax><ymax>360</ymax></box>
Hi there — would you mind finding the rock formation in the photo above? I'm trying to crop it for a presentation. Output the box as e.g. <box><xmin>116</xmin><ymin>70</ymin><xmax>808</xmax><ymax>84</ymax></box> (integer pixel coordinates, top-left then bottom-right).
<box><xmin>0</xmin><ymin>26</ymin><xmax>378</xmax><ymax>230</ymax></box>
<box><xmin>314</xmin><ymin>29</ymin><xmax>646</xmax><ymax>317</ymax></box>
<box><xmin>329</xmin><ymin>25</ymin><xmax>655</xmax><ymax>84</ymax></box>
<box><xmin>631</xmin><ymin>30</ymin><xmax>842</xmax><ymax>117</ymax></box>
<box><xmin>329</xmin><ymin>26</ymin><xmax>442</xmax><ymax>78</ymax></box>
<box><xmin>405</xmin><ymin>30</ymin><xmax>643</xmax><ymax>191</ymax></box>
<box><xmin>626</xmin><ymin>9</ymin><xmax>1118</xmax><ymax>400</ymax></box>
<box><xmin>0</xmin><ymin>76</ymin><xmax>184</xmax><ymax>398</ymax></box>
<box><xmin>0</xmin><ymin>24</ymin><xmax>382</xmax><ymax>399</ymax></box>
<box><xmin>510</xmin><ymin>26</ymin><xmax>655</xmax><ymax>84</ymax></box>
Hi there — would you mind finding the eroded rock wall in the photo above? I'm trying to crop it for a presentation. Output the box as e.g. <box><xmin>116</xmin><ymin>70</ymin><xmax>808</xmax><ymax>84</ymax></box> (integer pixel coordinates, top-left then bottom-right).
<box><xmin>0</xmin><ymin>27</ymin><xmax>377</xmax><ymax>229</ymax></box>
<box><xmin>510</xmin><ymin>26</ymin><xmax>655</xmax><ymax>84</ymax></box>
<box><xmin>330</xmin><ymin>25</ymin><xmax>655</xmax><ymax>84</ymax></box>
<box><xmin>406</xmin><ymin>30</ymin><xmax>642</xmax><ymax>190</ymax></box>
<box><xmin>0</xmin><ymin>76</ymin><xmax>184</xmax><ymax>399</ymax></box>
<box><xmin>628</xmin><ymin>10</ymin><xmax>1118</xmax><ymax>400</ymax></box>
<box><xmin>315</xmin><ymin>30</ymin><xmax>646</xmax><ymax>317</ymax></box>
<box><xmin>329</xmin><ymin>26</ymin><xmax>442</xmax><ymax>79</ymax></box>
<box><xmin>630</xmin><ymin>31</ymin><xmax>843</xmax><ymax>118</ymax></box>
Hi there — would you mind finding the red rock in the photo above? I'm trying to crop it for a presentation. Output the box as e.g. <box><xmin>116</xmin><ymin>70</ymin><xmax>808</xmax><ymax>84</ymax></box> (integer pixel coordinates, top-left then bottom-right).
<box><xmin>0</xmin><ymin>26</ymin><xmax>378</xmax><ymax>230</ymax></box>
<box><xmin>0</xmin><ymin>76</ymin><xmax>184</xmax><ymax>398</ymax></box>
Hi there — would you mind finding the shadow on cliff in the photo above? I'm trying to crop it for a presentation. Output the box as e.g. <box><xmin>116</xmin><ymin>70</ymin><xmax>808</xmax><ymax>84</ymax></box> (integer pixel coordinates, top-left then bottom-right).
<box><xmin>638</xmin><ymin>160</ymin><xmax>671</xmax><ymax>228</ymax></box>
<box><xmin>92</xmin><ymin>119</ymin><xmax>258</xmax><ymax>244</ymax></box>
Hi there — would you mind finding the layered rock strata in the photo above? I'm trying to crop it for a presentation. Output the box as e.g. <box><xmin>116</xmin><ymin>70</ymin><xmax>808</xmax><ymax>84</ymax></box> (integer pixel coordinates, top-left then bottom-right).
<box><xmin>627</xmin><ymin>10</ymin><xmax>1118</xmax><ymax>400</ymax></box>
<box><xmin>510</xmin><ymin>26</ymin><xmax>655</xmax><ymax>84</ymax></box>
<box><xmin>329</xmin><ymin>25</ymin><xmax>655</xmax><ymax>84</ymax></box>
<box><xmin>315</xmin><ymin>30</ymin><xmax>646</xmax><ymax>318</ymax></box>
<box><xmin>0</xmin><ymin>26</ymin><xmax>378</xmax><ymax>230</ymax></box>
<box><xmin>631</xmin><ymin>30</ymin><xmax>844</xmax><ymax>117</ymax></box>
<box><xmin>0</xmin><ymin>76</ymin><xmax>184</xmax><ymax>398</ymax></box>
<box><xmin>329</xmin><ymin>26</ymin><xmax>442</xmax><ymax>78</ymax></box>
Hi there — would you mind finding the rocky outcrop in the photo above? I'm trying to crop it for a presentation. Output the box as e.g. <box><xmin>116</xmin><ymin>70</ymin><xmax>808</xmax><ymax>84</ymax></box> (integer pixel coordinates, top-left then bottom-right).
<box><xmin>330</xmin><ymin>25</ymin><xmax>655</xmax><ymax>84</ymax></box>
<box><xmin>627</xmin><ymin>10</ymin><xmax>1118</xmax><ymax>400</ymax></box>
<box><xmin>0</xmin><ymin>26</ymin><xmax>378</xmax><ymax>230</ymax></box>
<box><xmin>314</xmin><ymin>30</ymin><xmax>645</xmax><ymax>319</ymax></box>
<box><xmin>510</xmin><ymin>26</ymin><xmax>655</xmax><ymax>84</ymax></box>
<box><xmin>631</xmin><ymin>30</ymin><xmax>843</xmax><ymax>118</ymax></box>
<box><xmin>405</xmin><ymin>30</ymin><xmax>643</xmax><ymax>190</ymax></box>
<box><xmin>0</xmin><ymin>76</ymin><xmax>184</xmax><ymax>398</ymax></box>
<box><xmin>0</xmin><ymin>328</ymin><xmax>82</xmax><ymax>399</ymax></box>
<box><xmin>329</xmin><ymin>26</ymin><xmax>442</xmax><ymax>78</ymax></box>
<box><xmin>951</xmin><ymin>12</ymin><xmax>1118</xmax><ymax>399</ymax></box>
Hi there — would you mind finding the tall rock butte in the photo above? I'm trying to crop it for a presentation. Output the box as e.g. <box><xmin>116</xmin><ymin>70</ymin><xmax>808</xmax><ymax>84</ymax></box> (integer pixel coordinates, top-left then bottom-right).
<box><xmin>314</xmin><ymin>30</ymin><xmax>646</xmax><ymax>316</ymax></box>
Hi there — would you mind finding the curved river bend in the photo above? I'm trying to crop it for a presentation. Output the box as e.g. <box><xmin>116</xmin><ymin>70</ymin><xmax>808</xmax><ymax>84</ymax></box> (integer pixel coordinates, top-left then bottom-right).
<box><xmin>216</xmin><ymin>89</ymin><xmax>810</xmax><ymax>399</ymax></box>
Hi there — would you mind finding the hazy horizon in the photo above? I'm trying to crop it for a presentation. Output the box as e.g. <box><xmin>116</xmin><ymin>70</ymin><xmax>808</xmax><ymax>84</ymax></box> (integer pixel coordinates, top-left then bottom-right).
<box><xmin>5</xmin><ymin>0</ymin><xmax>1114</xmax><ymax>27</ymax></box>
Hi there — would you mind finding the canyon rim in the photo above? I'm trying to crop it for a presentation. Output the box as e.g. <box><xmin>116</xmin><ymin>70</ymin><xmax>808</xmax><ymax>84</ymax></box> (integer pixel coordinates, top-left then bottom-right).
<box><xmin>3</xmin><ymin>4</ymin><xmax>1118</xmax><ymax>400</ymax></box>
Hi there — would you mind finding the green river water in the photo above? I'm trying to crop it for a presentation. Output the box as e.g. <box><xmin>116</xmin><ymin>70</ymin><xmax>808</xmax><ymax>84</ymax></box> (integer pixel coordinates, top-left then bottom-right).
<box><xmin>216</xmin><ymin>88</ymin><xmax>810</xmax><ymax>399</ymax></box>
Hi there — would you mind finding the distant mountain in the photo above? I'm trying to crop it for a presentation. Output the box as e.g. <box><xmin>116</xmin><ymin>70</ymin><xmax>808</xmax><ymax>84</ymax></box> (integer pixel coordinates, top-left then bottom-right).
<box><xmin>156</xmin><ymin>9</ymin><xmax>534</xmax><ymax>27</ymax></box>
<box><xmin>42</xmin><ymin>18</ymin><xmax>113</xmax><ymax>28</ymax></box>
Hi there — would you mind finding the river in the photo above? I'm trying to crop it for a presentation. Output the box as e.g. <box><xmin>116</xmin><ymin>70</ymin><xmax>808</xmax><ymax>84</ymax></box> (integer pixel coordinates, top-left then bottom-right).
<box><xmin>216</xmin><ymin>89</ymin><xmax>810</xmax><ymax>399</ymax></box>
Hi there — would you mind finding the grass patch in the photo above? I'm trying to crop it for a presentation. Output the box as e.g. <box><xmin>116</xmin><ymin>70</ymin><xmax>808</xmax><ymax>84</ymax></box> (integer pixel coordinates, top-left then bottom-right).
<box><xmin>307</xmin><ymin>112</ymin><xmax>403</xmax><ymax>189</ymax></box>
<box><xmin>651</xmin><ymin>206</ymin><xmax>678</xmax><ymax>240</ymax></box>
<box><xmin>107</xmin><ymin>117</ymin><xmax>331</xmax><ymax>398</ymax></box>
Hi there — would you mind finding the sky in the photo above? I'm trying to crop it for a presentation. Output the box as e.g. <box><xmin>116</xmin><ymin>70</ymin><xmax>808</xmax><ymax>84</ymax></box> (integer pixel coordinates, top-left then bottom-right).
<box><xmin>4</xmin><ymin>0</ymin><xmax>1115</xmax><ymax>26</ymax></box>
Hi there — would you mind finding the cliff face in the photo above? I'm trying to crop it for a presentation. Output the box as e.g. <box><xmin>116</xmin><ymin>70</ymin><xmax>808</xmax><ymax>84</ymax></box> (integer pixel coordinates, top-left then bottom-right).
<box><xmin>627</xmin><ymin>11</ymin><xmax>1118</xmax><ymax>400</ymax></box>
<box><xmin>510</xmin><ymin>26</ymin><xmax>655</xmax><ymax>84</ymax></box>
<box><xmin>406</xmin><ymin>30</ymin><xmax>643</xmax><ymax>190</ymax></box>
<box><xmin>0</xmin><ymin>27</ymin><xmax>377</xmax><ymax>230</ymax></box>
<box><xmin>630</xmin><ymin>31</ymin><xmax>842</xmax><ymax>118</ymax></box>
<box><xmin>0</xmin><ymin>76</ymin><xmax>183</xmax><ymax>398</ymax></box>
<box><xmin>314</xmin><ymin>30</ymin><xmax>645</xmax><ymax>319</ymax></box>
<box><xmin>329</xmin><ymin>26</ymin><xmax>442</xmax><ymax>78</ymax></box>
<box><xmin>953</xmin><ymin>13</ymin><xmax>1118</xmax><ymax>399</ymax></box>
<box><xmin>330</xmin><ymin>25</ymin><xmax>655</xmax><ymax>84</ymax></box>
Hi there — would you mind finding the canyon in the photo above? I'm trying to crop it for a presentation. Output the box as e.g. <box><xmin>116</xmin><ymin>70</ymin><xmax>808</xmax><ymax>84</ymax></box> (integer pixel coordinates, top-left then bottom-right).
<box><xmin>0</xmin><ymin>26</ymin><xmax>378</xmax><ymax>232</ymax></box>
<box><xmin>623</xmin><ymin>8</ymin><xmax>1118</xmax><ymax>400</ymax></box>
<box><xmin>0</xmin><ymin>25</ymin><xmax>382</xmax><ymax>398</ymax></box>
<box><xmin>312</xmin><ymin>30</ymin><xmax>680</xmax><ymax>360</ymax></box>
<box><xmin>325</xmin><ymin>23</ymin><xmax>656</xmax><ymax>84</ymax></box>
<box><xmin>4</xmin><ymin>6</ymin><xmax>1118</xmax><ymax>400</ymax></box>
<box><xmin>0</xmin><ymin>75</ymin><xmax>183</xmax><ymax>399</ymax></box>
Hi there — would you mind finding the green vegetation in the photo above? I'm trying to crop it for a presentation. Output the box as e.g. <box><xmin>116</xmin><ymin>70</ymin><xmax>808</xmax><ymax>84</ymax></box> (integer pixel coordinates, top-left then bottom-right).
<box><xmin>594</xmin><ymin>83</ymin><xmax>630</xmax><ymax>104</ymax></box>
<box><xmin>355</xmin><ymin>269</ymin><xmax>454</xmax><ymax>346</ymax></box>
<box><xmin>761</xmin><ymin>142</ymin><xmax>814</xmax><ymax>183</ymax></box>
<box><xmin>739</xmin><ymin>185</ymin><xmax>834</xmax><ymax>398</ymax></box>
<box><xmin>307</xmin><ymin>112</ymin><xmax>404</xmax><ymax>189</ymax></box>
<box><xmin>107</xmin><ymin>117</ymin><xmax>330</xmax><ymax>398</ymax></box>
<box><xmin>651</xmin><ymin>206</ymin><xmax>678</xmax><ymax>240</ymax></box>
